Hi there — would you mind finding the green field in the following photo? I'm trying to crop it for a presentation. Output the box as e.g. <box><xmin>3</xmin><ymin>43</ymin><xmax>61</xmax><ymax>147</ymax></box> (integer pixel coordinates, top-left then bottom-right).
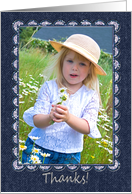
<box><xmin>19</xmin><ymin>47</ymin><xmax>113</xmax><ymax>164</ymax></box>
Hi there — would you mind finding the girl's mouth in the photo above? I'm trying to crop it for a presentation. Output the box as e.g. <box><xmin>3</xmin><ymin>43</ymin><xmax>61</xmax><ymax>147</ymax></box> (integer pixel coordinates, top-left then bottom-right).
<box><xmin>70</xmin><ymin>74</ymin><xmax>78</xmax><ymax>78</ymax></box>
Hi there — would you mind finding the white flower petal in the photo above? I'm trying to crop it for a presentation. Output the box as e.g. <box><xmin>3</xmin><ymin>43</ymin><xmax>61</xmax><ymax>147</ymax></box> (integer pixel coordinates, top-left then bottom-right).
<box><xmin>29</xmin><ymin>136</ymin><xmax>41</xmax><ymax>140</ymax></box>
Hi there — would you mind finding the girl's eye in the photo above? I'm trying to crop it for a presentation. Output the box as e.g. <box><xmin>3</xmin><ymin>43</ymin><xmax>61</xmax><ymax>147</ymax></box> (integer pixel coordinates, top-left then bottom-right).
<box><xmin>80</xmin><ymin>63</ymin><xmax>86</xmax><ymax>66</ymax></box>
<box><xmin>67</xmin><ymin>60</ymin><xmax>73</xmax><ymax>63</ymax></box>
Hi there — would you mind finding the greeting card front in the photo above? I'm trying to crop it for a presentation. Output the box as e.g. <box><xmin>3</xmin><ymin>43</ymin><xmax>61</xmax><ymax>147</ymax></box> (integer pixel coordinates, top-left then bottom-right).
<box><xmin>1</xmin><ymin>11</ymin><xmax>131</xmax><ymax>192</ymax></box>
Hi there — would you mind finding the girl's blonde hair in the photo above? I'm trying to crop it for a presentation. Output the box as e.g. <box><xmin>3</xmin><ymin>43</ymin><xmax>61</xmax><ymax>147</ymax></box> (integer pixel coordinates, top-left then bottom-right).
<box><xmin>43</xmin><ymin>47</ymin><xmax>102</xmax><ymax>104</ymax></box>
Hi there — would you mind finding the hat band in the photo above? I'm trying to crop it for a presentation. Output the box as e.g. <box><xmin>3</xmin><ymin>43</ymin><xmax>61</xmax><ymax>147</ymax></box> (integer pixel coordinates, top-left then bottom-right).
<box><xmin>63</xmin><ymin>42</ymin><xmax>98</xmax><ymax>63</ymax></box>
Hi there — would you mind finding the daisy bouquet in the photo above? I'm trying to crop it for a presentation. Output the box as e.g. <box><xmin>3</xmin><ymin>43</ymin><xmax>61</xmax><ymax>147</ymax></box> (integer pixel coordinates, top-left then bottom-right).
<box><xmin>57</xmin><ymin>87</ymin><xmax>69</xmax><ymax>104</ymax></box>
<box><xmin>50</xmin><ymin>87</ymin><xmax>69</xmax><ymax>125</ymax></box>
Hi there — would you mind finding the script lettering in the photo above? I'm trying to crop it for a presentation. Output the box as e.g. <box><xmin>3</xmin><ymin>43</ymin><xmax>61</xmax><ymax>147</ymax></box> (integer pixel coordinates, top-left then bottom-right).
<box><xmin>42</xmin><ymin>172</ymin><xmax>89</xmax><ymax>185</ymax></box>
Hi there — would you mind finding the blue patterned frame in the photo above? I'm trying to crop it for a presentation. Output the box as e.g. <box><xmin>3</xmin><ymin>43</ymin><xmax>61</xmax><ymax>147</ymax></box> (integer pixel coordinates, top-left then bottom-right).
<box><xmin>1</xmin><ymin>12</ymin><xmax>131</xmax><ymax>192</ymax></box>
<box><xmin>12</xmin><ymin>19</ymin><xmax>120</xmax><ymax>172</ymax></box>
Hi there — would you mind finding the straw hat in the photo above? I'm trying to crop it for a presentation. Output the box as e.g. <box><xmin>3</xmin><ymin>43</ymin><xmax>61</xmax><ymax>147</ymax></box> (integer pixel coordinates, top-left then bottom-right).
<box><xmin>50</xmin><ymin>34</ymin><xmax>106</xmax><ymax>75</ymax></box>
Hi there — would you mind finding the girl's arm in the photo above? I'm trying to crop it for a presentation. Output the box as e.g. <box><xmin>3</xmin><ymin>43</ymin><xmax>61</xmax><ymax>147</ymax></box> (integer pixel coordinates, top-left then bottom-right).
<box><xmin>33</xmin><ymin>105</ymin><xmax>57</xmax><ymax>128</ymax></box>
<box><xmin>33</xmin><ymin>114</ymin><xmax>51</xmax><ymax>128</ymax></box>
<box><xmin>52</xmin><ymin>105</ymin><xmax>90</xmax><ymax>134</ymax></box>
<box><xmin>66</xmin><ymin>114</ymin><xmax>90</xmax><ymax>135</ymax></box>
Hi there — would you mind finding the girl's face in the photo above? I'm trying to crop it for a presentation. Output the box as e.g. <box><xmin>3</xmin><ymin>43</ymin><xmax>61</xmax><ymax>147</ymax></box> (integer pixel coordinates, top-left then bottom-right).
<box><xmin>62</xmin><ymin>50</ymin><xmax>90</xmax><ymax>91</ymax></box>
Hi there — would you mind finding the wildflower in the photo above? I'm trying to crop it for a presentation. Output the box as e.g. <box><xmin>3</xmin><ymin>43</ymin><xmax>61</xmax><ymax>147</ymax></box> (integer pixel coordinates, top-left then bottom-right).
<box><xmin>27</xmin><ymin>83</ymin><xmax>32</xmax><ymax>88</ymax></box>
<box><xmin>41</xmin><ymin>153</ymin><xmax>51</xmax><ymax>157</ymax></box>
<box><xmin>101</xmin><ymin>139</ymin><xmax>113</xmax><ymax>147</ymax></box>
<box><xmin>21</xmin><ymin>82</ymin><xmax>26</xmax><ymax>87</ymax></box>
<box><xmin>19</xmin><ymin>94</ymin><xmax>23</xmax><ymax>99</ymax></box>
<box><xmin>19</xmin><ymin>81</ymin><xmax>25</xmax><ymax>87</ymax></box>
<box><xmin>58</xmin><ymin>93</ymin><xmax>69</xmax><ymax>103</ymax></box>
<box><xmin>101</xmin><ymin>140</ymin><xmax>108</xmax><ymax>147</ymax></box>
<box><xmin>19</xmin><ymin>145</ymin><xmax>27</xmax><ymax>151</ymax></box>
<box><xmin>98</xmin><ymin>111</ymin><xmax>101</xmax><ymax>115</ymax></box>
<box><xmin>19</xmin><ymin>101</ymin><xmax>25</xmax><ymax>104</ymax></box>
<box><xmin>22</xmin><ymin>89</ymin><xmax>28</xmax><ymax>94</ymax></box>
<box><xmin>91</xmin><ymin>155</ymin><xmax>95</xmax><ymax>159</ymax></box>
<box><xmin>96</xmin><ymin>141</ymin><xmax>101</xmax><ymax>144</ymax></box>
<box><xmin>32</xmin><ymin>86</ymin><xmax>38</xmax><ymax>91</ymax></box>
<box><xmin>105</xmin><ymin>135</ymin><xmax>110</xmax><ymax>139</ymax></box>
<box><xmin>30</xmin><ymin>155</ymin><xmax>42</xmax><ymax>164</ymax></box>
<box><xmin>22</xmin><ymin>92</ymin><xmax>28</xmax><ymax>96</ymax></box>
<box><xmin>61</xmin><ymin>94</ymin><xmax>68</xmax><ymax>101</ymax></box>
<box><xmin>19</xmin><ymin>139</ymin><xmax>25</xmax><ymax>143</ymax></box>
<box><xmin>41</xmin><ymin>152</ymin><xmax>51</xmax><ymax>164</ymax></box>
<box><xmin>29</xmin><ymin>136</ymin><xmax>41</xmax><ymax>141</ymax></box>
<box><xmin>59</xmin><ymin>87</ymin><xmax>67</xmax><ymax>93</ymax></box>
<box><xmin>32</xmin><ymin>148</ymin><xmax>41</xmax><ymax>154</ymax></box>
<box><xmin>29</xmin><ymin>136</ymin><xmax>41</xmax><ymax>155</ymax></box>
<box><xmin>39</xmin><ymin>73</ymin><xmax>43</xmax><ymax>77</ymax></box>
<box><xmin>19</xmin><ymin>144</ymin><xmax>27</xmax><ymax>163</ymax></box>
<box><xmin>46</xmin><ymin>153</ymin><xmax>51</xmax><ymax>157</ymax></box>
<box><xmin>98</xmin><ymin>145</ymin><xmax>103</xmax><ymax>148</ymax></box>
<box><xmin>50</xmin><ymin>87</ymin><xmax>69</xmax><ymax>125</ymax></box>
<box><xmin>108</xmin><ymin>150</ymin><xmax>113</xmax><ymax>154</ymax></box>
<box><xmin>108</xmin><ymin>159</ymin><xmax>113</xmax><ymax>163</ymax></box>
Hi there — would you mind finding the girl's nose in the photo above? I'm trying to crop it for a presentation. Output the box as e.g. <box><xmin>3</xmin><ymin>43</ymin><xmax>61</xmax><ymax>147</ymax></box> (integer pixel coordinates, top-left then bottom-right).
<box><xmin>72</xmin><ymin>63</ymin><xmax>78</xmax><ymax>70</ymax></box>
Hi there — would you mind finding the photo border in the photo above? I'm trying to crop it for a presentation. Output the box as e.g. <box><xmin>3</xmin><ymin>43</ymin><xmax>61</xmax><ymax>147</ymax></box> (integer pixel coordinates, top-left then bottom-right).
<box><xmin>12</xmin><ymin>19</ymin><xmax>120</xmax><ymax>172</ymax></box>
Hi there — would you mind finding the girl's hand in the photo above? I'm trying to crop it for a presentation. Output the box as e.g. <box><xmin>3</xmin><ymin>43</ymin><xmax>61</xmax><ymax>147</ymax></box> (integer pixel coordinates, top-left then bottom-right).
<box><xmin>50</xmin><ymin>105</ymin><xmax>90</xmax><ymax>134</ymax></box>
<box><xmin>52</xmin><ymin>104</ymin><xmax>70</xmax><ymax>123</ymax></box>
<box><xmin>49</xmin><ymin>104</ymin><xmax>56</xmax><ymax>121</ymax></box>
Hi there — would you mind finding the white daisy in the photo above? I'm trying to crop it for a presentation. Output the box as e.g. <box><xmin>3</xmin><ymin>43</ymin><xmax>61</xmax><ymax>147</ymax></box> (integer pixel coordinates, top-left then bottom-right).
<box><xmin>41</xmin><ymin>152</ymin><xmax>51</xmax><ymax>157</ymax></box>
<box><xmin>32</xmin><ymin>148</ymin><xmax>41</xmax><ymax>154</ymax></box>
<box><xmin>29</xmin><ymin>136</ymin><xmax>41</xmax><ymax>141</ymax></box>
<box><xmin>58</xmin><ymin>87</ymin><xmax>67</xmax><ymax>94</ymax></box>
<box><xmin>19</xmin><ymin>145</ymin><xmax>27</xmax><ymax>151</ymax></box>
<box><xmin>30</xmin><ymin>155</ymin><xmax>42</xmax><ymax>164</ymax></box>
<box><xmin>19</xmin><ymin>139</ymin><xmax>25</xmax><ymax>143</ymax></box>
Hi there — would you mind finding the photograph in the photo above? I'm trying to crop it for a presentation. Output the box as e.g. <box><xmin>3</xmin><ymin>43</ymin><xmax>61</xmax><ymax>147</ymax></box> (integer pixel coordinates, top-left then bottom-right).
<box><xmin>18</xmin><ymin>26</ymin><xmax>113</xmax><ymax>165</ymax></box>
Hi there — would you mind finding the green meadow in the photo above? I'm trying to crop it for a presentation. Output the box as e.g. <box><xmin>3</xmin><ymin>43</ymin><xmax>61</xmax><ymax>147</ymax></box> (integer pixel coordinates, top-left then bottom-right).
<box><xmin>19</xmin><ymin>33</ymin><xmax>113</xmax><ymax>164</ymax></box>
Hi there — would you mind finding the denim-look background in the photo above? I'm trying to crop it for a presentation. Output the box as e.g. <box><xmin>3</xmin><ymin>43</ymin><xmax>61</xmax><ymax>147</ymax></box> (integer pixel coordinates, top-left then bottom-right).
<box><xmin>1</xmin><ymin>12</ymin><xmax>131</xmax><ymax>192</ymax></box>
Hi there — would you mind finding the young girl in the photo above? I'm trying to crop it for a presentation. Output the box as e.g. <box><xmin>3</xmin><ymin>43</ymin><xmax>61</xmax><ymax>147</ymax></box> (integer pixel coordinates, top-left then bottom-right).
<box><xmin>22</xmin><ymin>34</ymin><xmax>106</xmax><ymax>164</ymax></box>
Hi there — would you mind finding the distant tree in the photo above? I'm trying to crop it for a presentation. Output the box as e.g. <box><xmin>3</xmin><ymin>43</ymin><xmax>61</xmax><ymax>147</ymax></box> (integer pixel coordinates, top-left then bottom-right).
<box><xmin>19</xmin><ymin>27</ymin><xmax>41</xmax><ymax>47</ymax></box>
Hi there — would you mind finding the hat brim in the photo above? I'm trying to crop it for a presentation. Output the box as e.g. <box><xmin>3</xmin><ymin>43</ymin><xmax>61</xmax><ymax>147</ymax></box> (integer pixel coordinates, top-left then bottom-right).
<box><xmin>50</xmin><ymin>40</ymin><xmax>107</xmax><ymax>76</ymax></box>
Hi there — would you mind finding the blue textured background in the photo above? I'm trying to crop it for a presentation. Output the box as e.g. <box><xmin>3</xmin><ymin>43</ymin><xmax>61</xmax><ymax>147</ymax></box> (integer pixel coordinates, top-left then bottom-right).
<box><xmin>1</xmin><ymin>12</ymin><xmax>131</xmax><ymax>192</ymax></box>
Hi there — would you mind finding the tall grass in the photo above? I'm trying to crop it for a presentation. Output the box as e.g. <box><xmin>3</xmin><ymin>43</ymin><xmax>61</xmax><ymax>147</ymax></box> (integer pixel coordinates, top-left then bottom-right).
<box><xmin>19</xmin><ymin>48</ymin><xmax>49</xmax><ymax>140</ymax></box>
<box><xmin>19</xmin><ymin>47</ymin><xmax>113</xmax><ymax>164</ymax></box>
